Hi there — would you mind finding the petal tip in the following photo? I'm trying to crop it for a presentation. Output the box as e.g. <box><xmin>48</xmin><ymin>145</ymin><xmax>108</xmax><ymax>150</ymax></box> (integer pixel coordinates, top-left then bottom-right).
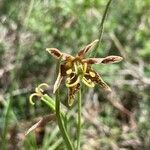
<box><xmin>94</xmin><ymin>39</ymin><xmax>99</xmax><ymax>42</ymax></box>
<box><xmin>46</xmin><ymin>48</ymin><xmax>51</xmax><ymax>52</ymax></box>
<box><xmin>68</xmin><ymin>98</ymin><xmax>74</xmax><ymax>106</ymax></box>
<box><xmin>106</xmin><ymin>87</ymin><xmax>112</xmax><ymax>92</ymax></box>
<box><xmin>53</xmin><ymin>89</ymin><xmax>56</xmax><ymax>94</ymax></box>
<box><xmin>119</xmin><ymin>56</ymin><xmax>123</xmax><ymax>61</ymax></box>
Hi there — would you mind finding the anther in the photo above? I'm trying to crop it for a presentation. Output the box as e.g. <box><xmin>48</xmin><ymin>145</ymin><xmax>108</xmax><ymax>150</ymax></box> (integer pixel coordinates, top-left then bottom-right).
<box><xmin>66</xmin><ymin>77</ymin><xmax>80</xmax><ymax>87</ymax></box>
<box><xmin>66</xmin><ymin>69</ymin><xmax>72</xmax><ymax>75</ymax></box>
<box><xmin>89</xmin><ymin>71</ymin><xmax>95</xmax><ymax>77</ymax></box>
<box><xmin>82</xmin><ymin>77</ymin><xmax>95</xmax><ymax>88</ymax></box>
<box><xmin>83</xmin><ymin>63</ymin><xmax>87</xmax><ymax>73</ymax></box>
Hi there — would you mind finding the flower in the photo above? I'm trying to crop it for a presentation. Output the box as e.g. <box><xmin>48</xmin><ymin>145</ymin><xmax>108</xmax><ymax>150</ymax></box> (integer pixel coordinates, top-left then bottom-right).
<box><xmin>46</xmin><ymin>39</ymin><xmax>123</xmax><ymax>106</ymax></box>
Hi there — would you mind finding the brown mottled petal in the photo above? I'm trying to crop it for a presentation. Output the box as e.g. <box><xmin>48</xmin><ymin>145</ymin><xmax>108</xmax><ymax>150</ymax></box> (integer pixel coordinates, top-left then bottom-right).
<box><xmin>83</xmin><ymin>56</ymin><xmax>123</xmax><ymax>65</ymax></box>
<box><xmin>60</xmin><ymin>64</ymin><xmax>72</xmax><ymax>76</ymax></box>
<box><xmin>101</xmin><ymin>55</ymin><xmax>123</xmax><ymax>64</ymax></box>
<box><xmin>95</xmin><ymin>72</ymin><xmax>112</xmax><ymax>91</ymax></box>
<box><xmin>68</xmin><ymin>83</ymin><xmax>80</xmax><ymax>106</ymax></box>
<box><xmin>46</xmin><ymin>48</ymin><xmax>74</xmax><ymax>60</ymax></box>
<box><xmin>77</xmin><ymin>39</ymin><xmax>99</xmax><ymax>58</ymax></box>
<box><xmin>53</xmin><ymin>71</ymin><xmax>63</xmax><ymax>93</ymax></box>
<box><xmin>83</xmin><ymin>58</ymin><xmax>104</xmax><ymax>64</ymax></box>
<box><xmin>85</xmin><ymin>69</ymin><xmax>111</xmax><ymax>92</ymax></box>
<box><xmin>82</xmin><ymin>77</ymin><xmax>95</xmax><ymax>88</ymax></box>
<box><xmin>46</xmin><ymin>48</ymin><xmax>62</xmax><ymax>59</ymax></box>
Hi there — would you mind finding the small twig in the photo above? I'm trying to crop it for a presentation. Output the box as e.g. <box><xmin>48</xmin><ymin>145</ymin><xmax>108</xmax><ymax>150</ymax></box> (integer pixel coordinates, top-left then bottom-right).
<box><xmin>109</xmin><ymin>32</ymin><xmax>128</xmax><ymax>59</ymax></box>
<box><xmin>108</xmin><ymin>93</ymin><xmax>131</xmax><ymax>116</ymax></box>
<box><xmin>107</xmin><ymin>91</ymin><xmax>136</xmax><ymax>129</ymax></box>
<box><xmin>120</xmin><ymin>62</ymin><xmax>150</xmax><ymax>86</ymax></box>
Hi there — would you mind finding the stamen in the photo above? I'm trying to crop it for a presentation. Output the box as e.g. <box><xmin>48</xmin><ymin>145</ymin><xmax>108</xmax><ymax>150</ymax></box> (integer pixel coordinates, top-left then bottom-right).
<box><xmin>82</xmin><ymin>77</ymin><xmax>95</xmax><ymax>87</ymax></box>
<box><xmin>66</xmin><ymin>69</ymin><xmax>72</xmax><ymax>75</ymax></box>
<box><xmin>66</xmin><ymin>77</ymin><xmax>71</xmax><ymax>83</ymax></box>
<box><xmin>66</xmin><ymin>77</ymin><xmax>80</xmax><ymax>87</ymax></box>
<box><xmin>89</xmin><ymin>71</ymin><xmax>96</xmax><ymax>77</ymax></box>
<box><xmin>83</xmin><ymin>63</ymin><xmax>87</xmax><ymax>73</ymax></box>
<box><xmin>66</xmin><ymin>73</ymin><xmax>76</xmax><ymax>83</ymax></box>
<box><xmin>74</xmin><ymin>63</ymin><xmax>78</xmax><ymax>74</ymax></box>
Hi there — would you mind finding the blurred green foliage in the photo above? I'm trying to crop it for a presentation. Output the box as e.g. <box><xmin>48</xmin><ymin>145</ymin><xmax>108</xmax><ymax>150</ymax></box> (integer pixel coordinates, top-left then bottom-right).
<box><xmin>0</xmin><ymin>0</ymin><xmax>150</xmax><ymax>149</ymax></box>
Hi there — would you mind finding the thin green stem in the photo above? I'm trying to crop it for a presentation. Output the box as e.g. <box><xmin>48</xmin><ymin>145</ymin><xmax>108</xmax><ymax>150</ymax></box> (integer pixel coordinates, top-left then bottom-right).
<box><xmin>41</xmin><ymin>94</ymin><xmax>55</xmax><ymax>112</ymax></box>
<box><xmin>24</xmin><ymin>0</ymin><xmax>34</xmax><ymax>25</ymax></box>
<box><xmin>41</xmin><ymin>94</ymin><xmax>65</xmax><ymax>117</ymax></box>
<box><xmin>94</xmin><ymin>0</ymin><xmax>112</xmax><ymax>57</ymax></box>
<box><xmin>55</xmin><ymin>90</ymin><xmax>74</xmax><ymax>150</ymax></box>
<box><xmin>77</xmin><ymin>88</ymin><xmax>81</xmax><ymax>150</ymax></box>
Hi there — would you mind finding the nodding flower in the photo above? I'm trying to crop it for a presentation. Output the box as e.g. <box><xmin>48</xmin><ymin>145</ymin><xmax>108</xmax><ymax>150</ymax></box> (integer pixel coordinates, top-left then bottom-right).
<box><xmin>46</xmin><ymin>39</ymin><xmax>123</xmax><ymax>106</ymax></box>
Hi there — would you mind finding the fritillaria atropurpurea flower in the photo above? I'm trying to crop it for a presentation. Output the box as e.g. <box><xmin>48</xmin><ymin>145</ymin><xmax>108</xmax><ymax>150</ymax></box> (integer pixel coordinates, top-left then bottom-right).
<box><xmin>46</xmin><ymin>39</ymin><xmax>123</xmax><ymax>106</ymax></box>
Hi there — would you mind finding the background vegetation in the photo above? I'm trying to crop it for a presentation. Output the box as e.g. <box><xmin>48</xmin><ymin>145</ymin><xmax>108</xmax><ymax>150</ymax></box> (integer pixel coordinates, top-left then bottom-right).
<box><xmin>0</xmin><ymin>0</ymin><xmax>150</xmax><ymax>149</ymax></box>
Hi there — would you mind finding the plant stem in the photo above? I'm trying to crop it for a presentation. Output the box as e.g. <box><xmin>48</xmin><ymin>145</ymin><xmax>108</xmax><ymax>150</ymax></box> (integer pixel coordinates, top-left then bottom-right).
<box><xmin>24</xmin><ymin>0</ymin><xmax>34</xmax><ymax>25</ymax></box>
<box><xmin>77</xmin><ymin>88</ymin><xmax>81</xmax><ymax>150</ymax></box>
<box><xmin>94</xmin><ymin>0</ymin><xmax>112</xmax><ymax>57</ymax></box>
<box><xmin>41</xmin><ymin>94</ymin><xmax>65</xmax><ymax>118</ymax></box>
<box><xmin>55</xmin><ymin>90</ymin><xmax>74</xmax><ymax>150</ymax></box>
<box><xmin>41</xmin><ymin>94</ymin><xmax>55</xmax><ymax>112</ymax></box>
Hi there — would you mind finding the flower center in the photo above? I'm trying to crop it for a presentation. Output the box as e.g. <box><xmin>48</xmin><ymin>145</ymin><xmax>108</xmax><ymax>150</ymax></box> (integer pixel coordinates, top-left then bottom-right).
<box><xmin>74</xmin><ymin>61</ymin><xmax>87</xmax><ymax>76</ymax></box>
<box><xmin>65</xmin><ymin>61</ymin><xmax>88</xmax><ymax>87</ymax></box>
